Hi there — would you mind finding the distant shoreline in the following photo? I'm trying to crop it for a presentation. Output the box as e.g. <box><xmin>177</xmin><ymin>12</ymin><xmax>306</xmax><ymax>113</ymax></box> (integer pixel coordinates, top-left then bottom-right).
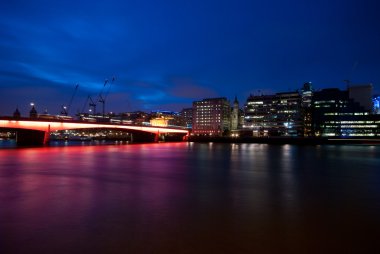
<box><xmin>188</xmin><ymin>136</ymin><xmax>380</xmax><ymax>145</ymax></box>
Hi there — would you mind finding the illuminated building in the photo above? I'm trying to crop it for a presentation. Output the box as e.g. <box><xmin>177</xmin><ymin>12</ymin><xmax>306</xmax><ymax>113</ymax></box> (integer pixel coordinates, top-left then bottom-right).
<box><xmin>276</xmin><ymin>91</ymin><xmax>302</xmax><ymax>136</ymax></box>
<box><xmin>243</xmin><ymin>91</ymin><xmax>302</xmax><ymax>136</ymax></box>
<box><xmin>150</xmin><ymin>110</ymin><xmax>182</xmax><ymax>127</ymax></box>
<box><xmin>300</xmin><ymin>82</ymin><xmax>314</xmax><ymax>136</ymax></box>
<box><xmin>312</xmin><ymin>87</ymin><xmax>380</xmax><ymax>137</ymax></box>
<box><xmin>244</xmin><ymin>94</ymin><xmax>276</xmax><ymax>136</ymax></box>
<box><xmin>150</xmin><ymin>117</ymin><xmax>171</xmax><ymax>127</ymax></box>
<box><xmin>192</xmin><ymin>97</ymin><xmax>231</xmax><ymax>136</ymax></box>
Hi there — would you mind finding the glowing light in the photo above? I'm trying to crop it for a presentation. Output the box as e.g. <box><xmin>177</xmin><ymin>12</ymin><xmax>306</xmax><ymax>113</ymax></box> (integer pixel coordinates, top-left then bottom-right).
<box><xmin>0</xmin><ymin>119</ymin><xmax>188</xmax><ymax>135</ymax></box>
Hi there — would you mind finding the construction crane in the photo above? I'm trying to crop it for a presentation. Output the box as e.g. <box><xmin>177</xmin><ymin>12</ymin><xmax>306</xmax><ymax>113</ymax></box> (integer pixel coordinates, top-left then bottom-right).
<box><xmin>61</xmin><ymin>84</ymin><xmax>79</xmax><ymax>116</ymax></box>
<box><xmin>81</xmin><ymin>95</ymin><xmax>97</xmax><ymax>115</ymax></box>
<box><xmin>80</xmin><ymin>77</ymin><xmax>115</xmax><ymax>117</ymax></box>
<box><xmin>98</xmin><ymin>77</ymin><xmax>115</xmax><ymax>118</ymax></box>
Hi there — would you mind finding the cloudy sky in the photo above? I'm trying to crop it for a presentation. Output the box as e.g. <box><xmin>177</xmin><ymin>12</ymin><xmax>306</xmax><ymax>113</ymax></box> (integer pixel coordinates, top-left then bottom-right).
<box><xmin>1</xmin><ymin>0</ymin><xmax>379</xmax><ymax>116</ymax></box>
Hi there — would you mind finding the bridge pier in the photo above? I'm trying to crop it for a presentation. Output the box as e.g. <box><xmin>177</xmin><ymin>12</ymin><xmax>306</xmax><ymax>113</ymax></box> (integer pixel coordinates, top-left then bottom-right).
<box><xmin>16</xmin><ymin>129</ymin><xmax>49</xmax><ymax>146</ymax></box>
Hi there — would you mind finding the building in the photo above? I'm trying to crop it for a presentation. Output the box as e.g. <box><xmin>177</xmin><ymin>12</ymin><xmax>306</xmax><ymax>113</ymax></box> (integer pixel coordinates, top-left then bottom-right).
<box><xmin>192</xmin><ymin>97</ymin><xmax>231</xmax><ymax>136</ymax></box>
<box><xmin>276</xmin><ymin>91</ymin><xmax>302</xmax><ymax>136</ymax></box>
<box><xmin>312</xmin><ymin>87</ymin><xmax>380</xmax><ymax>137</ymax></box>
<box><xmin>29</xmin><ymin>104</ymin><xmax>38</xmax><ymax>118</ymax></box>
<box><xmin>243</xmin><ymin>90</ymin><xmax>302</xmax><ymax>137</ymax></box>
<box><xmin>300</xmin><ymin>82</ymin><xmax>314</xmax><ymax>136</ymax></box>
<box><xmin>243</xmin><ymin>94</ymin><xmax>276</xmax><ymax>136</ymax></box>
<box><xmin>13</xmin><ymin>107</ymin><xmax>21</xmax><ymax>119</ymax></box>
<box><xmin>230</xmin><ymin>96</ymin><xmax>239</xmax><ymax>130</ymax></box>
<box><xmin>348</xmin><ymin>84</ymin><xmax>373</xmax><ymax>111</ymax></box>
<box><xmin>149</xmin><ymin>111</ymin><xmax>182</xmax><ymax>127</ymax></box>
<box><xmin>180</xmin><ymin>108</ymin><xmax>193</xmax><ymax>128</ymax></box>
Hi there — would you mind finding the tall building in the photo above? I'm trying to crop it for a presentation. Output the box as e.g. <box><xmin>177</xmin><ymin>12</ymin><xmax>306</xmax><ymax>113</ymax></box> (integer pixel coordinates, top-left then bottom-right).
<box><xmin>276</xmin><ymin>91</ymin><xmax>302</xmax><ymax>136</ymax></box>
<box><xmin>192</xmin><ymin>97</ymin><xmax>231</xmax><ymax>136</ymax></box>
<box><xmin>300</xmin><ymin>82</ymin><xmax>314</xmax><ymax>136</ymax></box>
<box><xmin>230</xmin><ymin>96</ymin><xmax>239</xmax><ymax>130</ymax></box>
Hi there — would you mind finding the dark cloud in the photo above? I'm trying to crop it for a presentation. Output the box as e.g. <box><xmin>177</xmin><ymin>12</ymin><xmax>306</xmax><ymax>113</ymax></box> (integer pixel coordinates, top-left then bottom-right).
<box><xmin>169</xmin><ymin>78</ymin><xmax>218</xmax><ymax>99</ymax></box>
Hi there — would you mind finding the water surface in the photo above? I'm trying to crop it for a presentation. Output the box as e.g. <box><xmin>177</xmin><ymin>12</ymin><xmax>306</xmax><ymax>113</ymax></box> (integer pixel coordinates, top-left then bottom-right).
<box><xmin>1</xmin><ymin>142</ymin><xmax>380</xmax><ymax>253</ymax></box>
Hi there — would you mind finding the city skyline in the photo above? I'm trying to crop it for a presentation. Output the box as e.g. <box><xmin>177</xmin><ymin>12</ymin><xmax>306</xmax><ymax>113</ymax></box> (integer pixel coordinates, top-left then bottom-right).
<box><xmin>1</xmin><ymin>0</ymin><xmax>380</xmax><ymax>115</ymax></box>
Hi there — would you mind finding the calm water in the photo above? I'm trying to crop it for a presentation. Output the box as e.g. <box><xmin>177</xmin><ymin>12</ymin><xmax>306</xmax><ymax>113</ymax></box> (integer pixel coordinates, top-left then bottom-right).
<box><xmin>1</xmin><ymin>141</ymin><xmax>380</xmax><ymax>253</ymax></box>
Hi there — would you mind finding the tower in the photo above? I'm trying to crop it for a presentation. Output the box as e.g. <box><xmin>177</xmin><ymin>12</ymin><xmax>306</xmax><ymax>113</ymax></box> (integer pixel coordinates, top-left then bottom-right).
<box><xmin>231</xmin><ymin>96</ymin><xmax>239</xmax><ymax>130</ymax></box>
<box><xmin>30</xmin><ymin>104</ymin><xmax>38</xmax><ymax>118</ymax></box>
<box><xmin>13</xmin><ymin>107</ymin><xmax>21</xmax><ymax>119</ymax></box>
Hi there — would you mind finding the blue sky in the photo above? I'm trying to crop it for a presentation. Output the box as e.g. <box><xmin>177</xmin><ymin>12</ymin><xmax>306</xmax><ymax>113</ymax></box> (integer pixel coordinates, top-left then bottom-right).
<box><xmin>1</xmin><ymin>0</ymin><xmax>380</xmax><ymax>116</ymax></box>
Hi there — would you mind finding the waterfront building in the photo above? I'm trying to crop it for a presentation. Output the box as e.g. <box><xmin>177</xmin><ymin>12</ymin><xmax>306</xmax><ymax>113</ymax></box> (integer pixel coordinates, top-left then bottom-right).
<box><xmin>311</xmin><ymin>87</ymin><xmax>380</xmax><ymax>137</ymax></box>
<box><xmin>180</xmin><ymin>108</ymin><xmax>193</xmax><ymax>128</ymax></box>
<box><xmin>192</xmin><ymin>97</ymin><xmax>231</xmax><ymax>135</ymax></box>
<box><xmin>300</xmin><ymin>82</ymin><xmax>314</xmax><ymax>136</ymax></box>
<box><xmin>114</xmin><ymin>111</ymin><xmax>149</xmax><ymax>125</ymax></box>
<box><xmin>276</xmin><ymin>91</ymin><xmax>302</xmax><ymax>136</ymax></box>
<box><xmin>230</xmin><ymin>96</ymin><xmax>239</xmax><ymax>130</ymax></box>
<box><xmin>243</xmin><ymin>91</ymin><xmax>302</xmax><ymax>136</ymax></box>
<box><xmin>243</xmin><ymin>94</ymin><xmax>276</xmax><ymax>136</ymax></box>
<box><xmin>148</xmin><ymin>111</ymin><xmax>183</xmax><ymax>127</ymax></box>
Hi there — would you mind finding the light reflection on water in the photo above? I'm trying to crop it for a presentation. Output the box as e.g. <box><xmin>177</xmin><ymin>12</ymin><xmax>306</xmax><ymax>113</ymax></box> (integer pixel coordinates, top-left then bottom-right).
<box><xmin>1</xmin><ymin>142</ymin><xmax>380</xmax><ymax>253</ymax></box>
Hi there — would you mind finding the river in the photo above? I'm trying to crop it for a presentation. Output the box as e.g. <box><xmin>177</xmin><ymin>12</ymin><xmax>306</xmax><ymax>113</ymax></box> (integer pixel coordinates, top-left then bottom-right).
<box><xmin>1</xmin><ymin>141</ymin><xmax>380</xmax><ymax>253</ymax></box>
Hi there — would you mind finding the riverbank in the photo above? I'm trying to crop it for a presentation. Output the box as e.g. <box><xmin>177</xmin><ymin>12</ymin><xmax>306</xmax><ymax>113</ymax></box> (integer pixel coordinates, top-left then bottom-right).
<box><xmin>188</xmin><ymin>136</ymin><xmax>380</xmax><ymax>145</ymax></box>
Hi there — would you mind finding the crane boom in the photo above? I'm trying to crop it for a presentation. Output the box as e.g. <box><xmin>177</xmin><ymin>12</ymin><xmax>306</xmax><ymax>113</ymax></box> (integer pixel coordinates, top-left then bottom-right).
<box><xmin>98</xmin><ymin>77</ymin><xmax>115</xmax><ymax>118</ymax></box>
<box><xmin>61</xmin><ymin>84</ymin><xmax>79</xmax><ymax>116</ymax></box>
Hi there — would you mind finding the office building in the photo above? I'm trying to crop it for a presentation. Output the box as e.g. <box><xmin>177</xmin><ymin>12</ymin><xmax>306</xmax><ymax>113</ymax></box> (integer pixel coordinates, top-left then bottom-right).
<box><xmin>192</xmin><ymin>97</ymin><xmax>231</xmax><ymax>135</ymax></box>
<box><xmin>243</xmin><ymin>90</ymin><xmax>302</xmax><ymax>136</ymax></box>
<box><xmin>312</xmin><ymin>87</ymin><xmax>380</xmax><ymax>137</ymax></box>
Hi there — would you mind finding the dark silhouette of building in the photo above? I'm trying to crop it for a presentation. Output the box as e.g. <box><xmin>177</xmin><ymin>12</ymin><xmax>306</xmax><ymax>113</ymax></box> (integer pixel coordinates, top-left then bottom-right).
<box><xmin>13</xmin><ymin>107</ymin><xmax>21</xmax><ymax>119</ymax></box>
<box><xmin>180</xmin><ymin>108</ymin><xmax>193</xmax><ymax>128</ymax></box>
<box><xmin>29</xmin><ymin>105</ymin><xmax>38</xmax><ymax>118</ymax></box>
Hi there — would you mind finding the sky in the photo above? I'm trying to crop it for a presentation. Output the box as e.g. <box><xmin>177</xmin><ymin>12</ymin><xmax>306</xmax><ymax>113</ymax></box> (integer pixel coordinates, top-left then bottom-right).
<box><xmin>1</xmin><ymin>0</ymin><xmax>380</xmax><ymax>116</ymax></box>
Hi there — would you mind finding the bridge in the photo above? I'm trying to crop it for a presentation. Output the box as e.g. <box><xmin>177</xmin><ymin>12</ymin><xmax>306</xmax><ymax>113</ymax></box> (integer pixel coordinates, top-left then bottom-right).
<box><xmin>0</xmin><ymin>117</ymin><xmax>189</xmax><ymax>145</ymax></box>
